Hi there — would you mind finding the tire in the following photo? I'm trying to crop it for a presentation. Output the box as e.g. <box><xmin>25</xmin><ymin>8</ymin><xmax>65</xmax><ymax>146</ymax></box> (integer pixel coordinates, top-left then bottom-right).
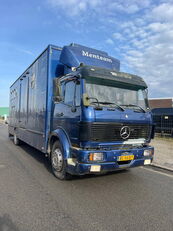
<box><xmin>51</xmin><ymin>141</ymin><xmax>71</xmax><ymax>180</ymax></box>
<box><xmin>8</xmin><ymin>133</ymin><xmax>12</xmax><ymax>137</ymax></box>
<box><xmin>13</xmin><ymin>133</ymin><xmax>20</xmax><ymax>146</ymax></box>
<box><xmin>171</xmin><ymin>129</ymin><xmax>173</xmax><ymax>137</ymax></box>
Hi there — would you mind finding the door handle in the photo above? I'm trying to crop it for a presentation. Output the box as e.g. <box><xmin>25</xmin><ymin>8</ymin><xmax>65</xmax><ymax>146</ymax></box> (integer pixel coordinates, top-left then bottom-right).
<box><xmin>56</xmin><ymin>112</ymin><xmax>64</xmax><ymax>117</ymax></box>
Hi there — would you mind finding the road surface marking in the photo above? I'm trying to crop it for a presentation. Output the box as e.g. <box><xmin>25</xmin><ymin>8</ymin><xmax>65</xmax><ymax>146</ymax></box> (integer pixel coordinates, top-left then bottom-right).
<box><xmin>141</xmin><ymin>166</ymin><xmax>173</xmax><ymax>178</ymax></box>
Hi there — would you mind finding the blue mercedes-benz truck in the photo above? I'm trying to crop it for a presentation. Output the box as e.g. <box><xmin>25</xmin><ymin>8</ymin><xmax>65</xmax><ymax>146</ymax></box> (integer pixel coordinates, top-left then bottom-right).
<box><xmin>9</xmin><ymin>43</ymin><xmax>154</xmax><ymax>180</ymax></box>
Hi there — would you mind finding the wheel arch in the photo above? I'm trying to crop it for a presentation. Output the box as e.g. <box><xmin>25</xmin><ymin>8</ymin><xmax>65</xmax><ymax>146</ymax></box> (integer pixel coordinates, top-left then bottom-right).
<box><xmin>48</xmin><ymin>128</ymin><xmax>71</xmax><ymax>160</ymax></box>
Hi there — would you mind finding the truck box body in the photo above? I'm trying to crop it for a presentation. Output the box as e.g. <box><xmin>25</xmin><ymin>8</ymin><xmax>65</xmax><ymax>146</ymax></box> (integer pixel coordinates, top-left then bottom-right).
<box><xmin>9</xmin><ymin>43</ymin><xmax>154</xmax><ymax>179</ymax></box>
<box><xmin>9</xmin><ymin>46</ymin><xmax>62</xmax><ymax>151</ymax></box>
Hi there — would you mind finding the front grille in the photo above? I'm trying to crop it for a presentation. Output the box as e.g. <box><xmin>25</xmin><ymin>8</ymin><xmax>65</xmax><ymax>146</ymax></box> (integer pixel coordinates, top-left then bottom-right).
<box><xmin>117</xmin><ymin>160</ymin><xmax>131</xmax><ymax>165</ymax></box>
<box><xmin>79</xmin><ymin>122</ymin><xmax>151</xmax><ymax>142</ymax></box>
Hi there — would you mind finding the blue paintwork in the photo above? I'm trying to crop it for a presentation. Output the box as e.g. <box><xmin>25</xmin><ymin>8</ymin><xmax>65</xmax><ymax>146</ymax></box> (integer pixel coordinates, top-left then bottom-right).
<box><xmin>81</xmin><ymin>106</ymin><xmax>152</xmax><ymax>123</ymax></box>
<box><xmin>67</xmin><ymin>146</ymin><xmax>154</xmax><ymax>175</ymax></box>
<box><xmin>9</xmin><ymin>48</ymin><xmax>49</xmax><ymax>151</ymax></box>
<box><xmin>53</xmin><ymin>103</ymin><xmax>81</xmax><ymax>146</ymax></box>
<box><xmin>9</xmin><ymin>43</ymin><xmax>154</xmax><ymax>176</ymax></box>
<box><xmin>45</xmin><ymin>46</ymin><xmax>62</xmax><ymax>152</ymax></box>
<box><xmin>60</xmin><ymin>43</ymin><xmax>120</xmax><ymax>74</ymax></box>
<box><xmin>50</xmin><ymin>128</ymin><xmax>71</xmax><ymax>159</ymax></box>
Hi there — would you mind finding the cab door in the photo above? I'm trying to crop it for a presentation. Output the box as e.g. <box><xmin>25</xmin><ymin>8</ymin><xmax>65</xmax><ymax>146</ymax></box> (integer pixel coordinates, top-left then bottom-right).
<box><xmin>53</xmin><ymin>78</ymin><xmax>81</xmax><ymax>145</ymax></box>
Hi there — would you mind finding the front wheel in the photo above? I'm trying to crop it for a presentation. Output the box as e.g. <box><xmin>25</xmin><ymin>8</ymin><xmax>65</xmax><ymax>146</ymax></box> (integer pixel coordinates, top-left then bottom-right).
<box><xmin>51</xmin><ymin>141</ymin><xmax>71</xmax><ymax>180</ymax></box>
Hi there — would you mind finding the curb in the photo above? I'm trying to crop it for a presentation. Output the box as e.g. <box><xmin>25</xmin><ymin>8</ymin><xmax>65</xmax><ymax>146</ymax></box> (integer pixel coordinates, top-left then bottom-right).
<box><xmin>151</xmin><ymin>163</ymin><xmax>173</xmax><ymax>172</ymax></box>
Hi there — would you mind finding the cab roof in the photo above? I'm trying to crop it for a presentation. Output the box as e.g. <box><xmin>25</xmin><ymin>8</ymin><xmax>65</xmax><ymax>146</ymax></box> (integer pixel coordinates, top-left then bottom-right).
<box><xmin>79</xmin><ymin>65</ymin><xmax>147</xmax><ymax>90</ymax></box>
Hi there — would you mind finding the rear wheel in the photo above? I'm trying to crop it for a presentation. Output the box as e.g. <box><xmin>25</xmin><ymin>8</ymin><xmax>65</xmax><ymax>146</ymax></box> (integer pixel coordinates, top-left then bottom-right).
<box><xmin>51</xmin><ymin>141</ymin><xmax>71</xmax><ymax>180</ymax></box>
<box><xmin>8</xmin><ymin>133</ymin><xmax>12</xmax><ymax>137</ymax></box>
<box><xmin>171</xmin><ymin>129</ymin><xmax>173</xmax><ymax>137</ymax></box>
<box><xmin>13</xmin><ymin>133</ymin><xmax>20</xmax><ymax>145</ymax></box>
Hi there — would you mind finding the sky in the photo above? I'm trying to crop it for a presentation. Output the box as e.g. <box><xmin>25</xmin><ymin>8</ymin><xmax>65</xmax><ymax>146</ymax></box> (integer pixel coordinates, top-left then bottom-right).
<box><xmin>0</xmin><ymin>0</ymin><xmax>173</xmax><ymax>106</ymax></box>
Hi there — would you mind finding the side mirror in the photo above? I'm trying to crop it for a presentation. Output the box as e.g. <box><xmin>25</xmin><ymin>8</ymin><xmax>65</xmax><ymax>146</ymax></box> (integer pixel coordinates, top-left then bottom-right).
<box><xmin>82</xmin><ymin>93</ymin><xmax>90</xmax><ymax>106</ymax></box>
<box><xmin>54</xmin><ymin>96</ymin><xmax>63</xmax><ymax>102</ymax></box>
<box><xmin>53</xmin><ymin>78</ymin><xmax>62</xmax><ymax>102</ymax></box>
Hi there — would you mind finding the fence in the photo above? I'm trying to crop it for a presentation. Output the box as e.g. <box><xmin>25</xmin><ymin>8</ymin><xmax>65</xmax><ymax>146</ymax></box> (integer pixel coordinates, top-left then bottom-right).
<box><xmin>152</xmin><ymin>108</ymin><xmax>173</xmax><ymax>136</ymax></box>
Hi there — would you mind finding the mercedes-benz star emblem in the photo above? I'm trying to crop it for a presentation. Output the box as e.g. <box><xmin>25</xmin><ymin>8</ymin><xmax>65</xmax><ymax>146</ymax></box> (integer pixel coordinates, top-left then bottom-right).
<box><xmin>120</xmin><ymin>126</ymin><xmax>130</xmax><ymax>139</ymax></box>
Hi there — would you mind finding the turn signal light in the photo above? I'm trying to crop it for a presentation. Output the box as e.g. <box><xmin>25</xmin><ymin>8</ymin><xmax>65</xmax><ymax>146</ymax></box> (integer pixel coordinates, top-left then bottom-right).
<box><xmin>89</xmin><ymin>153</ymin><xmax>104</xmax><ymax>161</ymax></box>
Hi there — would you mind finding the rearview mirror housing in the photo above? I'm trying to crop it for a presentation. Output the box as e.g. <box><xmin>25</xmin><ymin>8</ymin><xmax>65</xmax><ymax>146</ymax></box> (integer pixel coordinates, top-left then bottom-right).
<box><xmin>53</xmin><ymin>78</ymin><xmax>62</xmax><ymax>102</ymax></box>
<box><xmin>82</xmin><ymin>93</ymin><xmax>90</xmax><ymax>106</ymax></box>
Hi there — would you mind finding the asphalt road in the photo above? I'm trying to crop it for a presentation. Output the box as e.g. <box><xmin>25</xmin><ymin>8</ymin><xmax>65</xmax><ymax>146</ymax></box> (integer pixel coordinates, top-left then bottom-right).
<box><xmin>0</xmin><ymin>124</ymin><xmax>173</xmax><ymax>231</ymax></box>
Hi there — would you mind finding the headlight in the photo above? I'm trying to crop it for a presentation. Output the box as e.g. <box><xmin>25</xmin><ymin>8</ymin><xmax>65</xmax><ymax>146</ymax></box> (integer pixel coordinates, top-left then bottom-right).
<box><xmin>89</xmin><ymin>152</ymin><xmax>104</xmax><ymax>161</ymax></box>
<box><xmin>144</xmin><ymin>149</ymin><xmax>153</xmax><ymax>156</ymax></box>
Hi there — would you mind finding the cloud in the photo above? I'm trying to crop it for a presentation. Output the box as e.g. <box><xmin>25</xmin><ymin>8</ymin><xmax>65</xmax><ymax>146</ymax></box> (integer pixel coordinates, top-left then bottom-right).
<box><xmin>47</xmin><ymin>0</ymin><xmax>151</xmax><ymax>16</ymax></box>
<box><xmin>18</xmin><ymin>48</ymin><xmax>34</xmax><ymax>56</ymax></box>
<box><xmin>112</xmin><ymin>32</ymin><xmax>124</xmax><ymax>40</ymax></box>
<box><xmin>105</xmin><ymin>38</ymin><xmax>114</xmax><ymax>45</ymax></box>
<box><xmin>118</xmin><ymin>2</ymin><xmax>173</xmax><ymax>97</ymax></box>
<box><xmin>47</xmin><ymin>0</ymin><xmax>101</xmax><ymax>16</ymax></box>
<box><xmin>148</xmin><ymin>22</ymin><xmax>168</xmax><ymax>32</ymax></box>
<box><xmin>151</xmin><ymin>3</ymin><xmax>173</xmax><ymax>22</ymax></box>
<box><xmin>46</xmin><ymin>0</ymin><xmax>173</xmax><ymax>97</ymax></box>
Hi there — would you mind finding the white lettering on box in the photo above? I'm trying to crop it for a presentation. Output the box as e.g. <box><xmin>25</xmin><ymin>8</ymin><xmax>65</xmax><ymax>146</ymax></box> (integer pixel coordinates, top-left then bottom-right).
<box><xmin>82</xmin><ymin>50</ymin><xmax>112</xmax><ymax>63</ymax></box>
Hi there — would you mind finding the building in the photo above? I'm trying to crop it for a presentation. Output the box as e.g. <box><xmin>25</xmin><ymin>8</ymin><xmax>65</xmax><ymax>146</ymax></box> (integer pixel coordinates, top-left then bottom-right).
<box><xmin>0</xmin><ymin>107</ymin><xmax>9</xmax><ymax>119</ymax></box>
<box><xmin>149</xmin><ymin>98</ymin><xmax>173</xmax><ymax>109</ymax></box>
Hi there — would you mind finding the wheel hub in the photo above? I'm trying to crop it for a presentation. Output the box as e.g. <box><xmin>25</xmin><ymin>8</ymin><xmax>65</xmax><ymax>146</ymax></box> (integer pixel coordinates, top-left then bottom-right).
<box><xmin>52</xmin><ymin>148</ymin><xmax>63</xmax><ymax>171</ymax></box>
<box><xmin>14</xmin><ymin>134</ymin><xmax>17</xmax><ymax>144</ymax></box>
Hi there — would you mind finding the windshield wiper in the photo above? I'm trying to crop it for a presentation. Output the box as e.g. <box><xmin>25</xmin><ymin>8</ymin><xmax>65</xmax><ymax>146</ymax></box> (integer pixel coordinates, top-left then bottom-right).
<box><xmin>120</xmin><ymin>104</ymin><xmax>146</xmax><ymax>113</ymax></box>
<box><xmin>86</xmin><ymin>97</ymin><xmax>102</xmax><ymax>109</ymax></box>
<box><xmin>91</xmin><ymin>101</ymin><xmax>124</xmax><ymax>111</ymax></box>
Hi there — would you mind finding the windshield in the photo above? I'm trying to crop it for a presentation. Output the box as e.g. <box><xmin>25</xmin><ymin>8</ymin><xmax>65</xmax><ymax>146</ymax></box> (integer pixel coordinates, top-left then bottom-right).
<box><xmin>85</xmin><ymin>81</ymin><xmax>148</xmax><ymax>111</ymax></box>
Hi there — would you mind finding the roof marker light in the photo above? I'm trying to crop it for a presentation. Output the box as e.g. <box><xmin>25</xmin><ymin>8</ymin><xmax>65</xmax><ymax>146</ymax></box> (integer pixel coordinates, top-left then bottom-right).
<box><xmin>71</xmin><ymin>67</ymin><xmax>76</xmax><ymax>71</ymax></box>
<box><xmin>110</xmin><ymin>72</ymin><xmax>117</xmax><ymax>76</ymax></box>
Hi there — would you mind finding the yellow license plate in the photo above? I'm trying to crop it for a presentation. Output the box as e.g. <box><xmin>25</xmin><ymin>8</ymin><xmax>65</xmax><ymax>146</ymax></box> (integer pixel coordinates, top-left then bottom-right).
<box><xmin>118</xmin><ymin>155</ymin><xmax>134</xmax><ymax>161</ymax></box>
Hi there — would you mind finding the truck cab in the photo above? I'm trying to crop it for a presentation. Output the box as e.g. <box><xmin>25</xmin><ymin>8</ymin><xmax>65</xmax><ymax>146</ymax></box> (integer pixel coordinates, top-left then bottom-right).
<box><xmin>50</xmin><ymin>65</ymin><xmax>154</xmax><ymax>179</ymax></box>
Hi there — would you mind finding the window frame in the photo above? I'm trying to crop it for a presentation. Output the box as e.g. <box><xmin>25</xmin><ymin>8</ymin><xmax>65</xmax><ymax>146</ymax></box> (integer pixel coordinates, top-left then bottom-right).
<box><xmin>59</xmin><ymin>77</ymin><xmax>81</xmax><ymax>107</ymax></box>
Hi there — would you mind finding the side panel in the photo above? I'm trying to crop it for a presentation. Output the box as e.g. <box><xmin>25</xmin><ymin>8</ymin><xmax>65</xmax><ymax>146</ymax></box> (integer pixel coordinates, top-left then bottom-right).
<box><xmin>20</xmin><ymin>50</ymin><xmax>48</xmax><ymax>151</ymax></box>
<box><xmin>9</xmin><ymin>81</ymin><xmax>20</xmax><ymax>127</ymax></box>
<box><xmin>27</xmin><ymin>50</ymin><xmax>47</xmax><ymax>133</ymax></box>
<box><xmin>9</xmin><ymin>49</ymin><xmax>48</xmax><ymax>152</ymax></box>
<box><xmin>19</xmin><ymin>76</ymin><xmax>28</xmax><ymax>128</ymax></box>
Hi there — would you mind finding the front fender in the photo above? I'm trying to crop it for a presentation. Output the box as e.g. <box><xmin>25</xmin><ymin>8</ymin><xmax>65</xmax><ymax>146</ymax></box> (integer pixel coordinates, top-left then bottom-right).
<box><xmin>49</xmin><ymin>128</ymin><xmax>71</xmax><ymax>159</ymax></box>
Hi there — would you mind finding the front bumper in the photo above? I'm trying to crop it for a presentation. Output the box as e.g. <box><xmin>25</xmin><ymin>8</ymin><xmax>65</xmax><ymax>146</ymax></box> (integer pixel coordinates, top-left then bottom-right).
<box><xmin>67</xmin><ymin>146</ymin><xmax>154</xmax><ymax>175</ymax></box>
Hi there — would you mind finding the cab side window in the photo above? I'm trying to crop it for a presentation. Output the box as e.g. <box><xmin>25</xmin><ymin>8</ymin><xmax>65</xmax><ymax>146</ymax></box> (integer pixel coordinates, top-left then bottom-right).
<box><xmin>60</xmin><ymin>82</ymin><xmax>65</xmax><ymax>99</ymax></box>
<box><xmin>64</xmin><ymin>80</ymin><xmax>80</xmax><ymax>106</ymax></box>
<box><xmin>64</xmin><ymin>81</ymin><xmax>75</xmax><ymax>105</ymax></box>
